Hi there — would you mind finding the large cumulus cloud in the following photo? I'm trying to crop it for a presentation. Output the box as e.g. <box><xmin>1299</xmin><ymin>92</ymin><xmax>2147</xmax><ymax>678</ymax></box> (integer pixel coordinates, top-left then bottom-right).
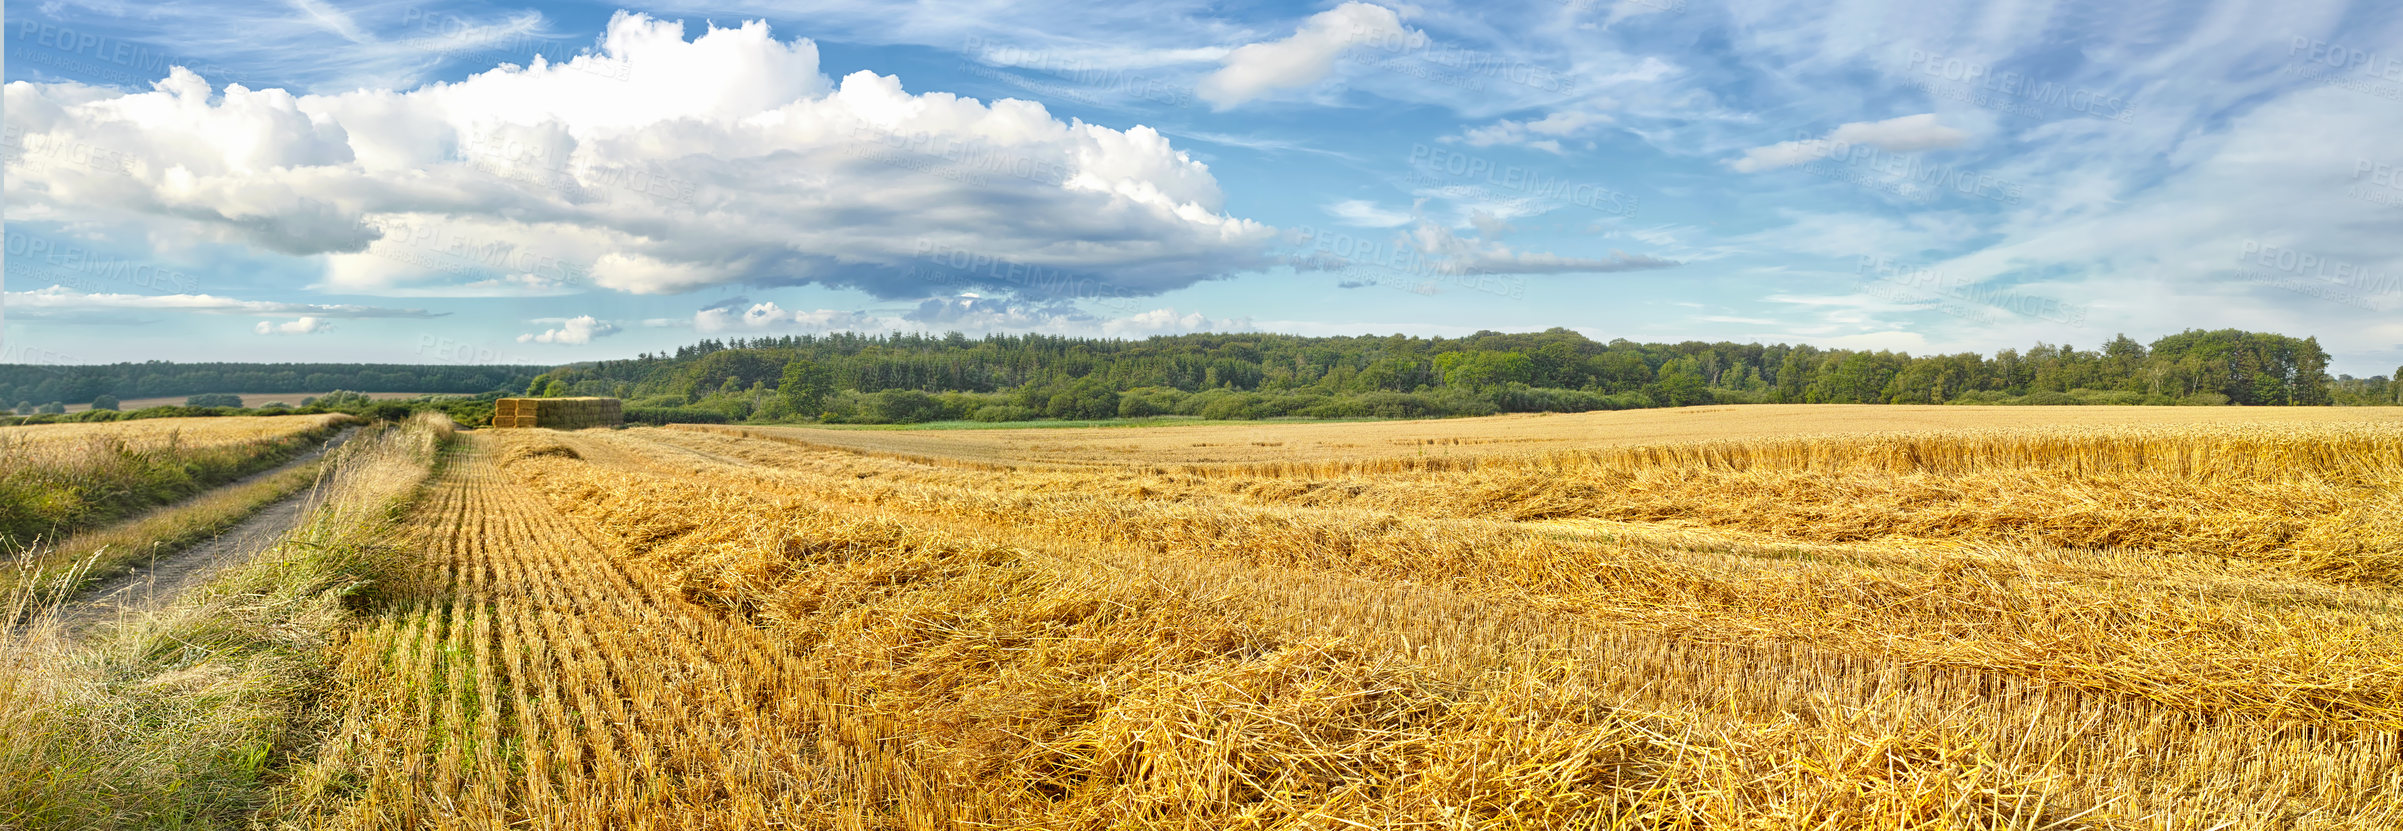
<box><xmin>3</xmin><ymin>11</ymin><xmax>1276</xmax><ymax>300</ymax></box>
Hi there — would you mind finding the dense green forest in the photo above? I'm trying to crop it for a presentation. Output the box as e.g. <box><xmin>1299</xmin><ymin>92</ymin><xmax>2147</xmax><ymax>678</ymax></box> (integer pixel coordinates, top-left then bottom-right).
<box><xmin>5</xmin><ymin>329</ymin><xmax>2393</xmax><ymax>427</ymax></box>
<box><xmin>522</xmin><ymin>328</ymin><xmax>2394</xmax><ymax>425</ymax></box>
<box><xmin>0</xmin><ymin>362</ymin><xmax>543</xmax><ymax>408</ymax></box>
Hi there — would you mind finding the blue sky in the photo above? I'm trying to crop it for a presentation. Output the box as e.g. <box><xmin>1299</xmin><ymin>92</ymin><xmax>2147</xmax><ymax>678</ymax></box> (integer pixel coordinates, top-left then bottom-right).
<box><xmin>4</xmin><ymin>0</ymin><xmax>2400</xmax><ymax>375</ymax></box>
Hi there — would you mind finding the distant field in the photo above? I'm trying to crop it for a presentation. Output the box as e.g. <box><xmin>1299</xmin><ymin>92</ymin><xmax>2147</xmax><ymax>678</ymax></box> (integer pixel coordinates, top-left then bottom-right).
<box><xmin>684</xmin><ymin>404</ymin><xmax>2403</xmax><ymax>468</ymax></box>
<box><xmin>63</xmin><ymin>391</ymin><xmax>447</xmax><ymax>412</ymax></box>
<box><xmin>0</xmin><ymin>413</ymin><xmax>354</xmax><ymax>452</ymax></box>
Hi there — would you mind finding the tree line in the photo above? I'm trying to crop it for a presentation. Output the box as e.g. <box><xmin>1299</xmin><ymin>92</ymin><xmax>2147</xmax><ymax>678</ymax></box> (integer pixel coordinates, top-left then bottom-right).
<box><xmin>516</xmin><ymin>328</ymin><xmax>2391</xmax><ymax>424</ymax></box>
<box><xmin>6</xmin><ymin>329</ymin><xmax>2389</xmax><ymax>426</ymax></box>
<box><xmin>0</xmin><ymin>361</ymin><xmax>544</xmax><ymax>410</ymax></box>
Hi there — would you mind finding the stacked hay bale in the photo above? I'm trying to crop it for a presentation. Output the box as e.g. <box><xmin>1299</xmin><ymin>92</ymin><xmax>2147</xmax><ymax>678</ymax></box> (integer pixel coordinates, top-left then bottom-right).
<box><xmin>493</xmin><ymin>397</ymin><xmax>623</xmax><ymax>429</ymax></box>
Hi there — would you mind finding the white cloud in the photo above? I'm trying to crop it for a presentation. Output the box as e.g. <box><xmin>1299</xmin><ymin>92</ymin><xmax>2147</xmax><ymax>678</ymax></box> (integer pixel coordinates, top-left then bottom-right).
<box><xmin>1101</xmin><ymin>308</ymin><xmax>1251</xmax><ymax>337</ymax></box>
<box><xmin>682</xmin><ymin>294</ymin><xmax>1246</xmax><ymax>339</ymax></box>
<box><xmin>253</xmin><ymin>316</ymin><xmax>330</xmax><ymax>335</ymax></box>
<box><xmin>1596</xmin><ymin>0</ymin><xmax>1683</xmax><ymax>28</ymax></box>
<box><xmin>1458</xmin><ymin>108</ymin><xmax>1614</xmax><ymax>152</ymax></box>
<box><xmin>693</xmin><ymin>301</ymin><xmax>886</xmax><ymax>335</ymax></box>
<box><xmin>4</xmin><ymin>12</ymin><xmax>1276</xmax><ymax>302</ymax></box>
<box><xmin>1441</xmin><ymin>58</ymin><xmax>1674</xmax><ymax>151</ymax></box>
<box><xmin>1866</xmin><ymin>85</ymin><xmax>2403</xmax><ymax>373</ymax></box>
<box><xmin>516</xmin><ymin>315</ymin><xmax>622</xmax><ymax>344</ymax></box>
<box><xmin>1731</xmin><ymin>210</ymin><xmax>1981</xmax><ymax>260</ymax></box>
<box><xmin>1406</xmin><ymin>221</ymin><xmax>1678</xmax><ymax>275</ymax></box>
<box><xmin>1324</xmin><ymin>199</ymin><xmax>1414</xmax><ymax>227</ymax></box>
<box><xmin>5</xmin><ymin>285</ymin><xmax>441</xmax><ymax>318</ymax></box>
<box><xmin>1468</xmin><ymin>211</ymin><xmax>1514</xmax><ymax>240</ymax></box>
<box><xmin>1825</xmin><ymin>114</ymin><xmax>1970</xmax><ymax>152</ymax></box>
<box><xmin>1729</xmin><ymin>114</ymin><xmax>1968</xmax><ymax>172</ymax></box>
<box><xmin>1196</xmin><ymin>2</ymin><xmax>1416</xmax><ymax>108</ymax></box>
<box><xmin>1817</xmin><ymin>330</ymin><xmax>1930</xmax><ymax>352</ymax></box>
<box><xmin>588</xmin><ymin>253</ymin><xmax>735</xmax><ymax>296</ymax></box>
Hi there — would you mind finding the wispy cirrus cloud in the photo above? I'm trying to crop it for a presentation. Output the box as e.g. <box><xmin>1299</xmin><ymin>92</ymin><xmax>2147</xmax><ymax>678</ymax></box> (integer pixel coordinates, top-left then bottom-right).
<box><xmin>9</xmin><ymin>0</ymin><xmax>557</xmax><ymax>92</ymax></box>
<box><xmin>6</xmin><ymin>285</ymin><xmax>443</xmax><ymax>318</ymax></box>
<box><xmin>1729</xmin><ymin>114</ymin><xmax>1969</xmax><ymax>173</ymax></box>
<box><xmin>1196</xmin><ymin>2</ymin><xmax>1416</xmax><ymax>108</ymax></box>
<box><xmin>1407</xmin><ymin>221</ymin><xmax>1679</xmax><ymax>276</ymax></box>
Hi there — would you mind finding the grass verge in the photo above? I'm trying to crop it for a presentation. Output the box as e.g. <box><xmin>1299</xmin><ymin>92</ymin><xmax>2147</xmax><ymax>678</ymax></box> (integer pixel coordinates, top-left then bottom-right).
<box><xmin>0</xmin><ymin>414</ymin><xmax>452</xmax><ymax>829</ymax></box>
<box><xmin>0</xmin><ymin>415</ymin><xmax>357</xmax><ymax>549</ymax></box>
<box><xmin>2</xmin><ymin>462</ymin><xmax>329</xmax><ymax>605</ymax></box>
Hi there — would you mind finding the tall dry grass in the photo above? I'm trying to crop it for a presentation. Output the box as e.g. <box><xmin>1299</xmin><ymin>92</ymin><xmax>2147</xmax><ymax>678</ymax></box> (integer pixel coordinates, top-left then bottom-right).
<box><xmin>0</xmin><ymin>414</ymin><xmax>449</xmax><ymax>829</ymax></box>
<box><xmin>2</xmin><ymin>461</ymin><xmax>329</xmax><ymax>605</ymax></box>
<box><xmin>0</xmin><ymin>414</ymin><xmax>355</xmax><ymax>550</ymax></box>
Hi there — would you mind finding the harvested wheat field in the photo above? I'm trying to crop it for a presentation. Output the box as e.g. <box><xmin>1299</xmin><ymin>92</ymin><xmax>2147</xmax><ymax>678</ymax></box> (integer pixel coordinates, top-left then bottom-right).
<box><xmin>701</xmin><ymin>404</ymin><xmax>2403</xmax><ymax>468</ymax></box>
<box><xmin>283</xmin><ymin>407</ymin><xmax>2403</xmax><ymax>829</ymax></box>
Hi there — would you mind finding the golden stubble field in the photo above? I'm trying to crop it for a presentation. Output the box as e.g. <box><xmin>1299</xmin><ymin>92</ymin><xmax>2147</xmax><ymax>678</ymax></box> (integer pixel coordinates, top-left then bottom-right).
<box><xmin>280</xmin><ymin>406</ymin><xmax>2403</xmax><ymax>829</ymax></box>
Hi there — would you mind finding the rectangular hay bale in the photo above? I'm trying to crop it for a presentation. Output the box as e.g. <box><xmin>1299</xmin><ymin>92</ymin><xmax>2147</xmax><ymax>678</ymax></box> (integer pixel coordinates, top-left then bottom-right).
<box><xmin>494</xmin><ymin>397</ymin><xmax>623</xmax><ymax>430</ymax></box>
